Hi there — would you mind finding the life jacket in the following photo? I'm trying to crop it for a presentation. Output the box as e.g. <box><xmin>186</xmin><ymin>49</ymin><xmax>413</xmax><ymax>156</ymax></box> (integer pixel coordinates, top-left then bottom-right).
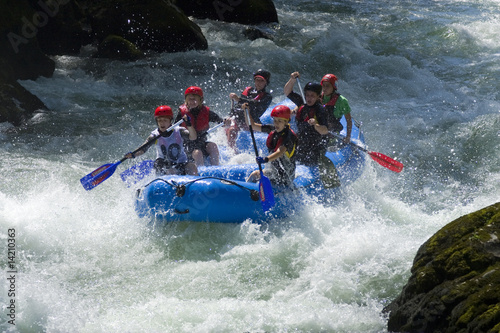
<box><xmin>266</xmin><ymin>125</ymin><xmax>297</xmax><ymax>159</ymax></box>
<box><xmin>322</xmin><ymin>93</ymin><xmax>343</xmax><ymax>132</ymax></box>
<box><xmin>296</xmin><ymin>103</ymin><xmax>322</xmax><ymax>123</ymax></box>
<box><xmin>323</xmin><ymin>93</ymin><xmax>340</xmax><ymax>108</ymax></box>
<box><xmin>179</xmin><ymin>104</ymin><xmax>210</xmax><ymax>132</ymax></box>
<box><xmin>242</xmin><ymin>86</ymin><xmax>267</xmax><ymax>101</ymax></box>
<box><xmin>151</xmin><ymin>128</ymin><xmax>188</xmax><ymax>163</ymax></box>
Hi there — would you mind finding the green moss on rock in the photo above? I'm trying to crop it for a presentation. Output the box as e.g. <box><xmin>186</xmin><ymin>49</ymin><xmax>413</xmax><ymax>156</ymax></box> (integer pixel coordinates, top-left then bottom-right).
<box><xmin>385</xmin><ymin>202</ymin><xmax>500</xmax><ymax>333</ymax></box>
<box><xmin>95</xmin><ymin>34</ymin><xmax>144</xmax><ymax>60</ymax></box>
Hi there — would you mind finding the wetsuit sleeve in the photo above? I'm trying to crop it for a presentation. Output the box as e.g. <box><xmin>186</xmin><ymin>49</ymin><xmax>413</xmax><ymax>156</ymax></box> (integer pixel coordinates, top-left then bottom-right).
<box><xmin>260</xmin><ymin>124</ymin><xmax>274</xmax><ymax>134</ymax></box>
<box><xmin>140</xmin><ymin>134</ymin><xmax>157</xmax><ymax>153</ymax></box>
<box><xmin>209</xmin><ymin>111</ymin><xmax>224</xmax><ymax>123</ymax></box>
<box><xmin>174</xmin><ymin>110</ymin><xmax>182</xmax><ymax>123</ymax></box>
<box><xmin>287</xmin><ymin>91</ymin><xmax>304</xmax><ymax>107</ymax></box>
<box><xmin>179</xmin><ymin>128</ymin><xmax>190</xmax><ymax>139</ymax></box>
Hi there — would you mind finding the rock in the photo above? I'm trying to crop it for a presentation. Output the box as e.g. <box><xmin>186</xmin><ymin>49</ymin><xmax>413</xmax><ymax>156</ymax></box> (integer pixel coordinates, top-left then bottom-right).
<box><xmin>384</xmin><ymin>202</ymin><xmax>500</xmax><ymax>333</ymax></box>
<box><xmin>0</xmin><ymin>0</ymin><xmax>278</xmax><ymax>126</ymax></box>
<box><xmin>243</xmin><ymin>26</ymin><xmax>273</xmax><ymax>41</ymax></box>
<box><xmin>174</xmin><ymin>0</ymin><xmax>278</xmax><ymax>24</ymax></box>
<box><xmin>87</xmin><ymin>0</ymin><xmax>208</xmax><ymax>54</ymax></box>
<box><xmin>0</xmin><ymin>77</ymin><xmax>48</xmax><ymax>126</ymax></box>
<box><xmin>0</xmin><ymin>0</ymin><xmax>56</xmax><ymax>80</ymax></box>
<box><xmin>95</xmin><ymin>34</ymin><xmax>145</xmax><ymax>60</ymax></box>
<box><xmin>26</xmin><ymin>0</ymin><xmax>89</xmax><ymax>55</ymax></box>
<box><xmin>0</xmin><ymin>0</ymin><xmax>54</xmax><ymax>124</ymax></box>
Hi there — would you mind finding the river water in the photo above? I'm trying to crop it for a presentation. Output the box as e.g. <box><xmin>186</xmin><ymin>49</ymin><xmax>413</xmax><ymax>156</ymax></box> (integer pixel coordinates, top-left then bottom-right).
<box><xmin>1</xmin><ymin>0</ymin><xmax>499</xmax><ymax>331</ymax></box>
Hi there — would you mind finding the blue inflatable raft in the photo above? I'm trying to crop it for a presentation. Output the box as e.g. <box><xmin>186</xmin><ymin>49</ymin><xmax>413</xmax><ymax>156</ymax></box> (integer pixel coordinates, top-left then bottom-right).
<box><xmin>128</xmin><ymin>99</ymin><xmax>366</xmax><ymax>223</ymax></box>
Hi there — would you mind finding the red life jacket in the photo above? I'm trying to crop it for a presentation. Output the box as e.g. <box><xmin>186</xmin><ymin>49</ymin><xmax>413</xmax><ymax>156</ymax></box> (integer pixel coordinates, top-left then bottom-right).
<box><xmin>179</xmin><ymin>104</ymin><xmax>210</xmax><ymax>132</ymax></box>
<box><xmin>242</xmin><ymin>86</ymin><xmax>266</xmax><ymax>100</ymax></box>
<box><xmin>296</xmin><ymin>103</ymin><xmax>321</xmax><ymax>123</ymax></box>
<box><xmin>323</xmin><ymin>93</ymin><xmax>340</xmax><ymax>108</ymax></box>
<box><xmin>322</xmin><ymin>93</ymin><xmax>343</xmax><ymax>132</ymax></box>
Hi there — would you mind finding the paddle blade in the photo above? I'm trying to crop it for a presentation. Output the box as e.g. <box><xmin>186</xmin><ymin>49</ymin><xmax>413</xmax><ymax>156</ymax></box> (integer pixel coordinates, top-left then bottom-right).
<box><xmin>259</xmin><ymin>174</ymin><xmax>275</xmax><ymax>212</ymax></box>
<box><xmin>368</xmin><ymin>151</ymin><xmax>404</xmax><ymax>173</ymax></box>
<box><xmin>80</xmin><ymin>162</ymin><xmax>119</xmax><ymax>190</ymax></box>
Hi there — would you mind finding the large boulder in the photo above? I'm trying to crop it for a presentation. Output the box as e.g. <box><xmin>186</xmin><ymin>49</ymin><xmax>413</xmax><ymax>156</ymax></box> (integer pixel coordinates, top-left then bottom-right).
<box><xmin>87</xmin><ymin>0</ymin><xmax>208</xmax><ymax>54</ymax></box>
<box><xmin>0</xmin><ymin>0</ymin><xmax>54</xmax><ymax>124</ymax></box>
<box><xmin>25</xmin><ymin>0</ymin><xmax>89</xmax><ymax>55</ymax></box>
<box><xmin>384</xmin><ymin>202</ymin><xmax>500</xmax><ymax>333</ymax></box>
<box><xmin>174</xmin><ymin>0</ymin><xmax>278</xmax><ymax>24</ymax></box>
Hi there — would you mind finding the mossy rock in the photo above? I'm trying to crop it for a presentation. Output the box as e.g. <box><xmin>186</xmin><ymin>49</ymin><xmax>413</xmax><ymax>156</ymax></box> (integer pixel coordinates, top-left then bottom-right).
<box><xmin>384</xmin><ymin>202</ymin><xmax>500</xmax><ymax>333</ymax></box>
<box><xmin>95</xmin><ymin>34</ymin><xmax>145</xmax><ymax>60</ymax></box>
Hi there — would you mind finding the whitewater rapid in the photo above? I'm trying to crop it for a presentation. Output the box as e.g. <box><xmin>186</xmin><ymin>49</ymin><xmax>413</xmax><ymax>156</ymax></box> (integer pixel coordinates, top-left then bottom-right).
<box><xmin>2</xmin><ymin>0</ymin><xmax>499</xmax><ymax>331</ymax></box>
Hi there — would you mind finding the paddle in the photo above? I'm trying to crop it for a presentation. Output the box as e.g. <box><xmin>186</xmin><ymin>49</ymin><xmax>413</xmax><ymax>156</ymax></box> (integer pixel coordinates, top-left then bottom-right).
<box><xmin>244</xmin><ymin>108</ymin><xmax>275</xmax><ymax>212</ymax></box>
<box><xmin>80</xmin><ymin>119</ymin><xmax>184</xmax><ymax>191</ymax></box>
<box><xmin>330</xmin><ymin>132</ymin><xmax>404</xmax><ymax>173</ymax></box>
<box><xmin>205</xmin><ymin>119</ymin><xmax>228</xmax><ymax>134</ymax></box>
<box><xmin>296</xmin><ymin>77</ymin><xmax>305</xmax><ymax>104</ymax></box>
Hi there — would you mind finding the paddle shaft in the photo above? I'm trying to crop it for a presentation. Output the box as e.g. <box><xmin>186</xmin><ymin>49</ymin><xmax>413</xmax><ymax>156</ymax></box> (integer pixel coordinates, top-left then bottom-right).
<box><xmin>296</xmin><ymin>77</ymin><xmax>306</xmax><ymax>104</ymax></box>
<box><xmin>244</xmin><ymin>107</ymin><xmax>275</xmax><ymax>211</ymax></box>
<box><xmin>245</xmin><ymin>109</ymin><xmax>264</xmax><ymax>173</ymax></box>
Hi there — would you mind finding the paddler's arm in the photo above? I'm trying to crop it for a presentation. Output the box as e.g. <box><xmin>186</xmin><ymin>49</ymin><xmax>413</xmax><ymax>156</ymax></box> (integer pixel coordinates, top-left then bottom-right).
<box><xmin>183</xmin><ymin>115</ymin><xmax>197</xmax><ymax>140</ymax></box>
<box><xmin>257</xmin><ymin>146</ymin><xmax>287</xmax><ymax>164</ymax></box>
<box><xmin>284</xmin><ymin>71</ymin><xmax>300</xmax><ymax>96</ymax></box>
<box><xmin>307</xmin><ymin>118</ymin><xmax>329</xmax><ymax>135</ymax></box>
<box><xmin>124</xmin><ymin>135</ymin><xmax>155</xmax><ymax>159</ymax></box>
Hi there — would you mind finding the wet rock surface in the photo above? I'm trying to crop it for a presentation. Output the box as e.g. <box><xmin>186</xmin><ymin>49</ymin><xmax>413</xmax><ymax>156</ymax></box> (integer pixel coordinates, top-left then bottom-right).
<box><xmin>384</xmin><ymin>202</ymin><xmax>500</xmax><ymax>333</ymax></box>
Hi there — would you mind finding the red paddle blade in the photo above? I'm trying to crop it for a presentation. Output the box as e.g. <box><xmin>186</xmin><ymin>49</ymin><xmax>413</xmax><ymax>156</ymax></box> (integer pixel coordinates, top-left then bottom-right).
<box><xmin>368</xmin><ymin>151</ymin><xmax>404</xmax><ymax>173</ymax></box>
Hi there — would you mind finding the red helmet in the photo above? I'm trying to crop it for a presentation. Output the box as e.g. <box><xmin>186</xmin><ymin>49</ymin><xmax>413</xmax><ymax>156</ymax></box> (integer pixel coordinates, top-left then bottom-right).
<box><xmin>321</xmin><ymin>74</ymin><xmax>338</xmax><ymax>90</ymax></box>
<box><xmin>154</xmin><ymin>105</ymin><xmax>173</xmax><ymax>118</ymax></box>
<box><xmin>270</xmin><ymin>105</ymin><xmax>291</xmax><ymax>120</ymax></box>
<box><xmin>184</xmin><ymin>86</ymin><xmax>203</xmax><ymax>98</ymax></box>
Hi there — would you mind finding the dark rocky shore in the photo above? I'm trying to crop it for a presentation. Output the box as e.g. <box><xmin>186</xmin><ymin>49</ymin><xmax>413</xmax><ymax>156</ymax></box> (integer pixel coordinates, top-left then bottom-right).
<box><xmin>0</xmin><ymin>0</ymin><xmax>277</xmax><ymax>125</ymax></box>
<box><xmin>385</xmin><ymin>202</ymin><xmax>500</xmax><ymax>333</ymax></box>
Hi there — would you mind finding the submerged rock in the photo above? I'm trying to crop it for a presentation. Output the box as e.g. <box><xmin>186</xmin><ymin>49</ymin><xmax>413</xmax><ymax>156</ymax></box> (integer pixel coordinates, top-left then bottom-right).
<box><xmin>384</xmin><ymin>202</ymin><xmax>500</xmax><ymax>333</ymax></box>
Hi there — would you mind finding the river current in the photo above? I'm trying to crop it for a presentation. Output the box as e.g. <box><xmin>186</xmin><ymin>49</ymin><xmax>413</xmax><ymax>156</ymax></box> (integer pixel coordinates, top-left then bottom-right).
<box><xmin>1</xmin><ymin>0</ymin><xmax>499</xmax><ymax>331</ymax></box>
